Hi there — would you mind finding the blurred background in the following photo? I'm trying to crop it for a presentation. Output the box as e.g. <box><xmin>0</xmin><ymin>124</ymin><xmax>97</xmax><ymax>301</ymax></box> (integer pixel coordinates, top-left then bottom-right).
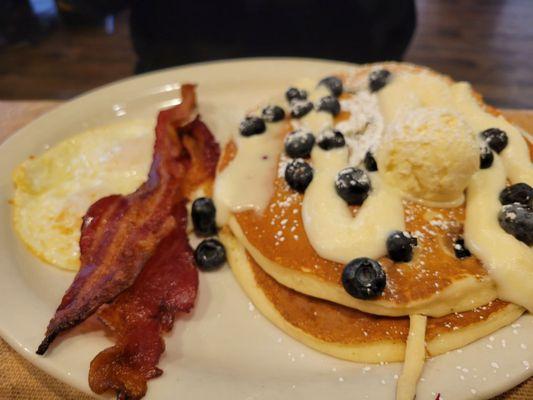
<box><xmin>0</xmin><ymin>0</ymin><xmax>531</xmax><ymax>108</ymax></box>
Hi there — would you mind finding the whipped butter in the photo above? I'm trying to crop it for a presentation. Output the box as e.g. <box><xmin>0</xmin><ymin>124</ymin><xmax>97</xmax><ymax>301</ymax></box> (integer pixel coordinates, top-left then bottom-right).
<box><xmin>378</xmin><ymin>107</ymin><xmax>479</xmax><ymax>206</ymax></box>
<box><xmin>378</xmin><ymin>71</ymin><xmax>532</xmax><ymax>186</ymax></box>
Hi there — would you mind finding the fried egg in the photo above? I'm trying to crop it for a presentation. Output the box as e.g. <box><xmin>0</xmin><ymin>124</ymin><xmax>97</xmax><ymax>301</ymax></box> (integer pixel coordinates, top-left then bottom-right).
<box><xmin>12</xmin><ymin>120</ymin><xmax>155</xmax><ymax>270</ymax></box>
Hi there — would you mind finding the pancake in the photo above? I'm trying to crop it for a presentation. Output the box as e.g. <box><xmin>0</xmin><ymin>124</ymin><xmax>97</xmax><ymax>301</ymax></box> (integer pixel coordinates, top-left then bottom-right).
<box><xmin>216</xmin><ymin>62</ymin><xmax>533</xmax><ymax>317</ymax></box>
<box><xmin>220</xmin><ymin>228</ymin><xmax>524</xmax><ymax>363</ymax></box>
<box><xmin>228</xmin><ymin>189</ymin><xmax>496</xmax><ymax>318</ymax></box>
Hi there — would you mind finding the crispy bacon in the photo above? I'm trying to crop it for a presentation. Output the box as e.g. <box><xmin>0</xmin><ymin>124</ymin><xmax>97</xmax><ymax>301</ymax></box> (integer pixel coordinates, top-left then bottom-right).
<box><xmin>37</xmin><ymin>84</ymin><xmax>219</xmax><ymax>355</ymax></box>
<box><xmin>88</xmin><ymin>201</ymin><xmax>197</xmax><ymax>399</ymax></box>
<box><xmin>87</xmin><ymin>115</ymin><xmax>219</xmax><ymax>399</ymax></box>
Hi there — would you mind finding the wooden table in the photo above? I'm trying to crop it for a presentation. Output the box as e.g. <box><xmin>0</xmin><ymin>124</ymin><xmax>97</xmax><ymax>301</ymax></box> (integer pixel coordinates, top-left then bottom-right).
<box><xmin>0</xmin><ymin>101</ymin><xmax>531</xmax><ymax>399</ymax></box>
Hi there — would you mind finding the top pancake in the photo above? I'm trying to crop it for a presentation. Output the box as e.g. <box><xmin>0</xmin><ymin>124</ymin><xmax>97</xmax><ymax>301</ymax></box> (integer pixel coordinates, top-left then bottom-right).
<box><xmin>220</xmin><ymin>62</ymin><xmax>532</xmax><ymax>317</ymax></box>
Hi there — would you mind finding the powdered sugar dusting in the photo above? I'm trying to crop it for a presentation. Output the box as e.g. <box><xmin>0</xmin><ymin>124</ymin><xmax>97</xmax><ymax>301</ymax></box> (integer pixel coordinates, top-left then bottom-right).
<box><xmin>335</xmin><ymin>89</ymin><xmax>384</xmax><ymax>166</ymax></box>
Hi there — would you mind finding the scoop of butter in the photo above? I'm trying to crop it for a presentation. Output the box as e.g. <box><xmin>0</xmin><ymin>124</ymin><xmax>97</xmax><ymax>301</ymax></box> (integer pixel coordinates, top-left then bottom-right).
<box><xmin>377</xmin><ymin>107</ymin><xmax>479</xmax><ymax>205</ymax></box>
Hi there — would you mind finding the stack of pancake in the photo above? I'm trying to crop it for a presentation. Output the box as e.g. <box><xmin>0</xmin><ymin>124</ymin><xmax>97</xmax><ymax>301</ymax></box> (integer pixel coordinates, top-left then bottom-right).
<box><xmin>214</xmin><ymin>63</ymin><xmax>532</xmax><ymax>398</ymax></box>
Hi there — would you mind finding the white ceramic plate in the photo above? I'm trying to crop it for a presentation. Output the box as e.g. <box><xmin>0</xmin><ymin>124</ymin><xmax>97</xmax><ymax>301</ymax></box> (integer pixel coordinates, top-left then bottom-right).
<box><xmin>0</xmin><ymin>58</ymin><xmax>531</xmax><ymax>400</ymax></box>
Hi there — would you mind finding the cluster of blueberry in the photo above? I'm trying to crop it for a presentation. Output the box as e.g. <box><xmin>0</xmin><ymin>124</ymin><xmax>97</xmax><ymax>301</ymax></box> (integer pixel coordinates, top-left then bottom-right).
<box><xmin>240</xmin><ymin>70</ymin><xmax>391</xmax><ymax>197</ymax></box>
<box><xmin>341</xmin><ymin>230</ymin><xmax>418</xmax><ymax>300</ymax></box>
<box><xmin>498</xmin><ymin>183</ymin><xmax>533</xmax><ymax>245</ymax></box>
<box><xmin>281</xmin><ymin>70</ymin><xmax>389</xmax><ymax>196</ymax></box>
<box><xmin>341</xmin><ymin>232</ymin><xmax>410</xmax><ymax>299</ymax></box>
<box><xmin>238</xmin><ymin>75</ymin><xmax>346</xmax><ymax>138</ymax></box>
<box><xmin>239</xmin><ymin>104</ymin><xmax>287</xmax><ymax>137</ymax></box>
<box><xmin>477</xmin><ymin>125</ymin><xmax>532</xmax><ymax>245</ymax></box>
<box><xmin>283</xmin><ymin>129</ymin><xmax>348</xmax><ymax>193</ymax></box>
<box><xmin>341</xmin><ymin>231</ymin><xmax>418</xmax><ymax>300</ymax></box>
<box><xmin>276</xmin><ymin>76</ymin><xmax>341</xmax><ymax>194</ymax></box>
<box><xmin>340</xmin><ymin>228</ymin><xmax>474</xmax><ymax>300</ymax></box>
<box><xmin>191</xmin><ymin>198</ymin><xmax>227</xmax><ymax>271</ymax></box>
<box><xmin>283</xmin><ymin>131</ymin><xmax>379</xmax><ymax>205</ymax></box>
<box><xmin>286</xmin><ymin>76</ymin><xmax>344</xmax><ymax>119</ymax></box>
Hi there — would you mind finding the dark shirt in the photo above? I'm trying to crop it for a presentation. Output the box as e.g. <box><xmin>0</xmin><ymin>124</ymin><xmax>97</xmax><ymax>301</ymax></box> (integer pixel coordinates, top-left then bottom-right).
<box><xmin>130</xmin><ymin>0</ymin><xmax>416</xmax><ymax>73</ymax></box>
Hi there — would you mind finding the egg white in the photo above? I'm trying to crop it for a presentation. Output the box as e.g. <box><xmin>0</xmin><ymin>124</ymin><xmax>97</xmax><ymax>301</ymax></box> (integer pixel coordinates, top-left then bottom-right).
<box><xmin>12</xmin><ymin>120</ymin><xmax>155</xmax><ymax>270</ymax></box>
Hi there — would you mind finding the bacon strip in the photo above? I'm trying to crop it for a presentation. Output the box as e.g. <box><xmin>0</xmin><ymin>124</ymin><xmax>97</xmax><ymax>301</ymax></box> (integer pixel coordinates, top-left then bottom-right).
<box><xmin>87</xmin><ymin>116</ymin><xmax>219</xmax><ymax>399</ymax></box>
<box><xmin>37</xmin><ymin>84</ymin><xmax>218</xmax><ymax>355</ymax></box>
<box><xmin>88</xmin><ymin>201</ymin><xmax>197</xmax><ymax>399</ymax></box>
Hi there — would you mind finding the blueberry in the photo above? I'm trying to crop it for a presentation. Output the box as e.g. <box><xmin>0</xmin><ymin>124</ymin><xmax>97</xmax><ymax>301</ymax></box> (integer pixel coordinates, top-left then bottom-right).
<box><xmin>369</xmin><ymin>69</ymin><xmax>391</xmax><ymax>92</ymax></box>
<box><xmin>290</xmin><ymin>99</ymin><xmax>314</xmax><ymax>119</ymax></box>
<box><xmin>499</xmin><ymin>183</ymin><xmax>533</xmax><ymax>206</ymax></box>
<box><xmin>364</xmin><ymin>151</ymin><xmax>378</xmax><ymax>171</ymax></box>
<box><xmin>453</xmin><ymin>237</ymin><xmax>471</xmax><ymax>259</ymax></box>
<box><xmin>335</xmin><ymin>167</ymin><xmax>371</xmax><ymax>205</ymax></box>
<box><xmin>498</xmin><ymin>203</ymin><xmax>533</xmax><ymax>245</ymax></box>
<box><xmin>317</xmin><ymin>129</ymin><xmax>345</xmax><ymax>150</ymax></box>
<box><xmin>194</xmin><ymin>239</ymin><xmax>226</xmax><ymax>271</ymax></box>
<box><xmin>341</xmin><ymin>257</ymin><xmax>386</xmax><ymax>299</ymax></box>
<box><xmin>285</xmin><ymin>159</ymin><xmax>314</xmax><ymax>193</ymax></box>
<box><xmin>386</xmin><ymin>231</ymin><xmax>417</xmax><ymax>262</ymax></box>
<box><xmin>317</xmin><ymin>95</ymin><xmax>341</xmax><ymax>116</ymax></box>
<box><xmin>191</xmin><ymin>197</ymin><xmax>217</xmax><ymax>237</ymax></box>
<box><xmin>285</xmin><ymin>87</ymin><xmax>308</xmax><ymax>102</ymax></box>
<box><xmin>240</xmin><ymin>116</ymin><xmax>266</xmax><ymax>137</ymax></box>
<box><xmin>480</xmin><ymin>128</ymin><xmax>508</xmax><ymax>153</ymax></box>
<box><xmin>285</xmin><ymin>130</ymin><xmax>315</xmax><ymax>158</ymax></box>
<box><xmin>318</xmin><ymin>76</ymin><xmax>343</xmax><ymax>97</ymax></box>
<box><xmin>261</xmin><ymin>105</ymin><xmax>285</xmax><ymax>122</ymax></box>
<box><xmin>479</xmin><ymin>144</ymin><xmax>494</xmax><ymax>169</ymax></box>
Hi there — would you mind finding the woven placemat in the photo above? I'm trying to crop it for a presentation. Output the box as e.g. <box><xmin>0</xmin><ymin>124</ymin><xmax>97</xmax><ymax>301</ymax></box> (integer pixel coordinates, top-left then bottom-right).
<box><xmin>0</xmin><ymin>101</ymin><xmax>531</xmax><ymax>399</ymax></box>
<box><xmin>1</xmin><ymin>337</ymin><xmax>531</xmax><ymax>400</ymax></box>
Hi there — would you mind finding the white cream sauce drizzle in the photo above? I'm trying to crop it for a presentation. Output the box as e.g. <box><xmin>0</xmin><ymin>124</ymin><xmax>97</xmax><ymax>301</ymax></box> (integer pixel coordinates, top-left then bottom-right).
<box><xmin>292</xmin><ymin>78</ymin><xmax>404</xmax><ymax>263</ymax></box>
<box><xmin>464</xmin><ymin>155</ymin><xmax>533</xmax><ymax>312</ymax></box>
<box><xmin>302</xmin><ymin>146</ymin><xmax>405</xmax><ymax>263</ymax></box>
<box><xmin>214</xmin><ymin>122</ymin><xmax>286</xmax><ymax>225</ymax></box>
<box><xmin>396</xmin><ymin>315</ymin><xmax>427</xmax><ymax>400</ymax></box>
<box><xmin>451</xmin><ymin>82</ymin><xmax>533</xmax><ymax>186</ymax></box>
